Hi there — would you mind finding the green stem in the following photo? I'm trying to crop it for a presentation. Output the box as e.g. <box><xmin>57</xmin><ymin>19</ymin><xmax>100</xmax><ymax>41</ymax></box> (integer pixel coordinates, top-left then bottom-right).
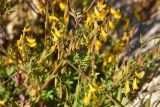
<box><xmin>105</xmin><ymin>93</ymin><xmax>124</xmax><ymax>107</ymax></box>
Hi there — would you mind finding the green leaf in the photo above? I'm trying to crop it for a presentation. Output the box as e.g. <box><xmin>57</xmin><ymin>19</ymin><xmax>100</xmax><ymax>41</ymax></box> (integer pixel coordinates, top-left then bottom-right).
<box><xmin>41</xmin><ymin>90</ymin><xmax>54</xmax><ymax>101</ymax></box>
<box><xmin>117</xmin><ymin>87</ymin><xmax>122</xmax><ymax>102</ymax></box>
<box><xmin>73</xmin><ymin>80</ymin><xmax>80</xmax><ymax>107</ymax></box>
<box><xmin>6</xmin><ymin>66</ymin><xmax>14</xmax><ymax>76</ymax></box>
<box><xmin>144</xmin><ymin>96</ymin><xmax>151</xmax><ymax>107</ymax></box>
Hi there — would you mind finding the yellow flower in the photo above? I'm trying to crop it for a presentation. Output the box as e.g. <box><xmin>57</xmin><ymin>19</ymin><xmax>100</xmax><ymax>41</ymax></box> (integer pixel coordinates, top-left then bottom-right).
<box><xmin>0</xmin><ymin>100</ymin><xmax>5</xmax><ymax>106</ymax></box>
<box><xmin>89</xmin><ymin>84</ymin><xmax>100</xmax><ymax>93</ymax></box>
<box><xmin>84</xmin><ymin>92</ymin><xmax>91</xmax><ymax>105</ymax></box>
<box><xmin>125</xmin><ymin>80</ymin><xmax>130</xmax><ymax>95</ymax></box>
<box><xmin>51</xmin><ymin>26</ymin><xmax>63</xmax><ymax>43</ymax></box>
<box><xmin>49</xmin><ymin>45</ymin><xmax>56</xmax><ymax>53</ymax></box>
<box><xmin>89</xmin><ymin>84</ymin><xmax>96</xmax><ymax>93</ymax></box>
<box><xmin>7</xmin><ymin>57</ymin><xmax>13</xmax><ymax>65</ymax></box>
<box><xmin>123</xmin><ymin>19</ymin><xmax>129</xmax><ymax>30</ymax></box>
<box><xmin>26</xmin><ymin>36</ymin><xmax>37</xmax><ymax>48</ymax></box>
<box><xmin>94</xmin><ymin>7</ymin><xmax>105</xmax><ymax>20</ymax></box>
<box><xmin>110</xmin><ymin>8</ymin><xmax>121</xmax><ymax>20</ymax></box>
<box><xmin>108</xmin><ymin>20</ymin><xmax>115</xmax><ymax>29</ymax></box>
<box><xmin>100</xmin><ymin>27</ymin><xmax>107</xmax><ymax>41</ymax></box>
<box><xmin>95</xmin><ymin>40</ymin><xmax>102</xmax><ymax>51</ymax></box>
<box><xmin>134</xmin><ymin>9</ymin><xmax>141</xmax><ymax>21</ymax></box>
<box><xmin>94</xmin><ymin>22</ymin><xmax>99</xmax><ymax>28</ymax></box>
<box><xmin>49</xmin><ymin>16</ymin><xmax>59</xmax><ymax>21</ymax></box>
<box><xmin>59</xmin><ymin>2</ymin><xmax>66</xmax><ymax>11</ymax></box>
<box><xmin>133</xmin><ymin>78</ymin><xmax>139</xmax><ymax>90</ymax></box>
<box><xmin>94</xmin><ymin>7</ymin><xmax>99</xmax><ymax>17</ymax></box>
<box><xmin>26</xmin><ymin>36</ymin><xmax>36</xmax><ymax>43</ymax></box>
<box><xmin>108</xmin><ymin>55</ymin><xmax>113</xmax><ymax>63</ymax></box>
<box><xmin>27</xmin><ymin>42</ymin><xmax>37</xmax><ymax>48</ymax></box>
<box><xmin>103</xmin><ymin>59</ymin><xmax>107</xmax><ymax>67</ymax></box>
<box><xmin>93</xmin><ymin>94</ymin><xmax>100</xmax><ymax>104</ymax></box>
<box><xmin>54</xmin><ymin>28</ymin><xmax>61</xmax><ymax>38</ymax></box>
<box><xmin>121</xmin><ymin>32</ymin><xmax>129</xmax><ymax>42</ymax></box>
<box><xmin>135</xmin><ymin>71</ymin><xmax>145</xmax><ymax>78</ymax></box>
<box><xmin>97</xmin><ymin>2</ymin><xmax>106</xmax><ymax>10</ymax></box>
<box><xmin>119</xmin><ymin>43</ymin><xmax>125</xmax><ymax>47</ymax></box>
<box><xmin>85</xmin><ymin>16</ymin><xmax>92</xmax><ymax>28</ymax></box>
<box><xmin>17</xmin><ymin>34</ymin><xmax>25</xmax><ymax>50</ymax></box>
<box><xmin>51</xmin><ymin>31</ymin><xmax>59</xmax><ymax>43</ymax></box>
<box><xmin>18</xmin><ymin>45</ymin><xmax>24</xmax><ymax>50</ymax></box>
<box><xmin>83</xmin><ymin>35</ymin><xmax>89</xmax><ymax>47</ymax></box>
<box><xmin>18</xmin><ymin>34</ymin><xmax>25</xmax><ymax>44</ymax></box>
<box><xmin>23</xmin><ymin>26</ymin><xmax>31</xmax><ymax>32</ymax></box>
<box><xmin>39</xmin><ymin>4</ymin><xmax>45</xmax><ymax>14</ymax></box>
<box><xmin>84</xmin><ymin>83</ymin><xmax>100</xmax><ymax>105</ymax></box>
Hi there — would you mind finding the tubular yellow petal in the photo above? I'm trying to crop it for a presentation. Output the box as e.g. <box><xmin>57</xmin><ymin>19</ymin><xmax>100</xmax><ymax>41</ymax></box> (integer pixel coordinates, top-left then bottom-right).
<box><xmin>123</xmin><ymin>19</ymin><xmax>130</xmax><ymax>30</ymax></box>
<box><xmin>94</xmin><ymin>7</ymin><xmax>99</xmax><ymax>17</ymax></box>
<box><xmin>121</xmin><ymin>32</ymin><xmax>129</xmax><ymax>42</ymax></box>
<box><xmin>26</xmin><ymin>36</ymin><xmax>36</xmax><ymax>44</ymax></box>
<box><xmin>125</xmin><ymin>80</ymin><xmax>130</xmax><ymax>95</ymax></box>
<box><xmin>49</xmin><ymin>45</ymin><xmax>56</xmax><ymax>53</ymax></box>
<box><xmin>109</xmin><ymin>20</ymin><xmax>115</xmax><ymax>29</ymax></box>
<box><xmin>133</xmin><ymin>78</ymin><xmax>139</xmax><ymax>90</ymax></box>
<box><xmin>84</xmin><ymin>92</ymin><xmax>91</xmax><ymax>105</ymax></box>
<box><xmin>95</xmin><ymin>40</ymin><xmax>102</xmax><ymax>51</ymax></box>
<box><xmin>94</xmin><ymin>22</ymin><xmax>99</xmax><ymax>28</ymax></box>
<box><xmin>89</xmin><ymin>84</ymin><xmax>96</xmax><ymax>93</ymax></box>
<box><xmin>17</xmin><ymin>34</ymin><xmax>25</xmax><ymax>50</ymax></box>
<box><xmin>93</xmin><ymin>94</ymin><xmax>100</xmax><ymax>104</ymax></box>
<box><xmin>103</xmin><ymin>59</ymin><xmax>107</xmax><ymax>67</ymax></box>
<box><xmin>100</xmin><ymin>27</ymin><xmax>107</xmax><ymax>41</ymax></box>
<box><xmin>110</xmin><ymin>8</ymin><xmax>121</xmax><ymax>20</ymax></box>
<box><xmin>59</xmin><ymin>2</ymin><xmax>66</xmax><ymax>11</ymax></box>
<box><xmin>19</xmin><ymin>45</ymin><xmax>24</xmax><ymax>50</ymax></box>
<box><xmin>134</xmin><ymin>10</ymin><xmax>141</xmax><ymax>21</ymax></box>
<box><xmin>107</xmin><ymin>55</ymin><xmax>113</xmax><ymax>64</ymax></box>
<box><xmin>17</xmin><ymin>40</ymin><xmax>21</xmax><ymax>47</ymax></box>
<box><xmin>27</xmin><ymin>42</ymin><xmax>37</xmax><ymax>48</ymax></box>
<box><xmin>89</xmin><ymin>83</ymin><xmax>100</xmax><ymax>93</ymax></box>
<box><xmin>49</xmin><ymin>16</ymin><xmax>59</xmax><ymax>21</ymax></box>
<box><xmin>85</xmin><ymin>16</ymin><xmax>92</xmax><ymax>28</ymax></box>
<box><xmin>135</xmin><ymin>71</ymin><xmax>145</xmax><ymax>78</ymax></box>
<box><xmin>23</xmin><ymin>26</ymin><xmax>31</xmax><ymax>32</ymax></box>
<box><xmin>7</xmin><ymin>57</ymin><xmax>13</xmax><ymax>65</ymax></box>
<box><xmin>97</xmin><ymin>2</ymin><xmax>106</xmax><ymax>9</ymax></box>
<box><xmin>0</xmin><ymin>100</ymin><xmax>5</xmax><ymax>106</ymax></box>
<box><xmin>51</xmin><ymin>31</ymin><xmax>59</xmax><ymax>43</ymax></box>
<box><xmin>17</xmin><ymin>34</ymin><xmax>25</xmax><ymax>46</ymax></box>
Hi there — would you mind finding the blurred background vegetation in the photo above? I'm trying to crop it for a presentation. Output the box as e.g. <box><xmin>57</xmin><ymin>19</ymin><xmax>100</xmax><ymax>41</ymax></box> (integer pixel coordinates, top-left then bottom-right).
<box><xmin>0</xmin><ymin>0</ymin><xmax>159</xmax><ymax>107</ymax></box>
